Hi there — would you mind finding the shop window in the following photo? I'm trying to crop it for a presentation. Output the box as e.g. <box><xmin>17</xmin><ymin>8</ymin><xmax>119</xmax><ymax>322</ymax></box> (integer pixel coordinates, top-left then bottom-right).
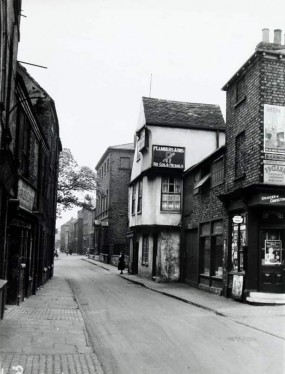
<box><xmin>142</xmin><ymin>235</ymin><xmax>149</xmax><ymax>265</ymax></box>
<box><xmin>201</xmin><ymin>237</ymin><xmax>210</xmax><ymax>275</ymax></box>
<box><xmin>120</xmin><ymin>157</ymin><xmax>130</xmax><ymax>169</ymax></box>
<box><xmin>131</xmin><ymin>185</ymin><xmax>136</xmax><ymax>215</ymax></box>
<box><xmin>161</xmin><ymin>177</ymin><xmax>181</xmax><ymax>211</ymax></box>
<box><xmin>261</xmin><ymin>230</ymin><xmax>284</xmax><ymax>266</ymax></box>
<box><xmin>200</xmin><ymin>220</ymin><xmax>224</xmax><ymax>278</ymax></box>
<box><xmin>211</xmin><ymin>157</ymin><xmax>224</xmax><ymax>187</ymax></box>
<box><xmin>231</xmin><ymin>213</ymin><xmax>247</xmax><ymax>272</ymax></box>
<box><xmin>137</xmin><ymin>180</ymin><xmax>142</xmax><ymax>214</ymax></box>
<box><xmin>235</xmin><ymin>131</ymin><xmax>246</xmax><ymax>178</ymax></box>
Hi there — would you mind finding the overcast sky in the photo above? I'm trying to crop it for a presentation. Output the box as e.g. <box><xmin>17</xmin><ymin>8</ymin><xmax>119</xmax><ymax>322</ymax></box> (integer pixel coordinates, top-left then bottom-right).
<box><xmin>18</xmin><ymin>0</ymin><xmax>285</xmax><ymax>227</ymax></box>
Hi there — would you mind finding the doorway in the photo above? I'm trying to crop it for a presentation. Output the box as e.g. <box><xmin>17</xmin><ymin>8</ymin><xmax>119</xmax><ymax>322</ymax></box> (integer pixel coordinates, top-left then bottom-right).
<box><xmin>259</xmin><ymin>228</ymin><xmax>285</xmax><ymax>293</ymax></box>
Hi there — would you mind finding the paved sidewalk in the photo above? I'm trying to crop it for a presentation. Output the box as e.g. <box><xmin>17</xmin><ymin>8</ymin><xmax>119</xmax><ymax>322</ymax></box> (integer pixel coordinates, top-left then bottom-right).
<box><xmin>83</xmin><ymin>257</ymin><xmax>285</xmax><ymax>340</ymax></box>
<box><xmin>0</xmin><ymin>276</ymin><xmax>103</xmax><ymax>374</ymax></box>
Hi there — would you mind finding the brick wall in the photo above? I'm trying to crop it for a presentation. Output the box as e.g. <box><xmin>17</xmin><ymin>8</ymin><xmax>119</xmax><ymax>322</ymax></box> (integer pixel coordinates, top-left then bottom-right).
<box><xmin>225</xmin><ymin>52</ymin><xmax>285</xmax><ymax>193</ymax></box>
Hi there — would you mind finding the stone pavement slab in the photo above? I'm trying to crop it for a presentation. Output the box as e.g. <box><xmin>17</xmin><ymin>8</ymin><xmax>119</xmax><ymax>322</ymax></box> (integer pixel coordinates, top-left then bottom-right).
<box><xmin>0</xmin><ymin>276</ymin><xmax>103</xmax><ymax>374</ymax></box>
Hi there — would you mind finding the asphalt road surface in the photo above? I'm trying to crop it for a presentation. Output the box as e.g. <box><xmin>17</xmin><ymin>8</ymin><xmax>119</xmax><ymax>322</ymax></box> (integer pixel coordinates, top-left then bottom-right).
<box><xmin>55</xmin><ymin>255</ymin><xmax>284</xmax><ymax>374</ymax></box>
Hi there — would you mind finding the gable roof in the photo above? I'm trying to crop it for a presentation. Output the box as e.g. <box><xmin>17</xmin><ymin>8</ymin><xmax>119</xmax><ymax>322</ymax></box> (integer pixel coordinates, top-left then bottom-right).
<box><xmin>141</xmin><ymin>97</ymin><xmax>225</xmax><ymax>131</ymax></box>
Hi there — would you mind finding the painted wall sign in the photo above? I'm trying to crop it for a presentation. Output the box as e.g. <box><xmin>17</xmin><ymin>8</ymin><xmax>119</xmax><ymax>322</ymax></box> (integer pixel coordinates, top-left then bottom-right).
<box><xmin>152</xmin><ymin>145</ymin><xmax>185</xmax><ymax>169</ymax></box>
<box><xmin>264</xmin><ymin>161</ymin><xmax>285</xmax><ymax>185</ymax></box>
<box><xmin>264</xmin><ymin>104</ymin><xmax>285</xmax><ymax>154</ymax></box>
<box><xmin>259</xmin><ymin>194</ymin><xmax>285</xmax><ymax>204</ymax></box>
<box><xmin>18</xmin><ymin>179</ymin><xmax>36</xmax><ymax>211</ymax></box>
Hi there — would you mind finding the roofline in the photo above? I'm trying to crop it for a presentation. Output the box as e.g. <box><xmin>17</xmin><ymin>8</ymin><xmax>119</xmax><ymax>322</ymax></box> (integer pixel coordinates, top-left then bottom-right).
<box><xmin>222</xmin><ymin>48</ymin><xmax>285</xmax><ymax>91</ymax></box>
<box><xmin>183</xmin><ymin>145</ymin><xmax>226</xmax><ymax>177</ymax></box>
<box><xmin>95</xmin><ymin>144</ymin><xmax>134</xmax><ymax>170</ymax></box>
<box><xmin>144</xmin><ymin>122</ymin><xmax>226</xmax><ymax>131</ymax></box>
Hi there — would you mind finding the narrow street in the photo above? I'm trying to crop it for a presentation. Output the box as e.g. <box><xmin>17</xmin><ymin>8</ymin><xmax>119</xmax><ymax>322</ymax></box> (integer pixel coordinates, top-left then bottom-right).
<box><xmin>56</xmin><ymin>255</ymin><xmax>284</xmax><ymax>374</ymax></box>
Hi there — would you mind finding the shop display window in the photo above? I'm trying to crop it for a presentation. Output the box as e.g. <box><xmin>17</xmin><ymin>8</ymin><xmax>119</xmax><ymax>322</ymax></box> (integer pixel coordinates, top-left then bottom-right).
<box><xmin>200</xmin><ymin>220</ymin><xmax>223</xmax><ymax>278</ymax></box>
<box><xmin>231</xmin><ymin>213</ymin><xmax>247</xmax><ymax>272</ymax></box>
<box><xmin>261</xmin><ymin>230</ymin><xmax>284</xmax><ymax>266</ymax></box>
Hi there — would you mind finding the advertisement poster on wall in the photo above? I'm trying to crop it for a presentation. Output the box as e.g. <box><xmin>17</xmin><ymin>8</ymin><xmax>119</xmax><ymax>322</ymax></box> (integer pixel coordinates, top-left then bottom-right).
<box><xmin>232</xmin><ymin>274</ymin><xmax>244</xmax><ymax>299</ymax></box>
<box><xmin>263</xmin><ymin>160</ymin><xmax>285</xmax><ymax>185</ymax></box>
<box><xmin>264</xmin><ymin>104</ymin><xmax>285</xmax><ymax>154</ymax></box>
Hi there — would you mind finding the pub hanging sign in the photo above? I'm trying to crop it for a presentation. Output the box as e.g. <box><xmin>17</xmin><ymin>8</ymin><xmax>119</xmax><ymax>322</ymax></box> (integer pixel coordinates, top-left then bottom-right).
<box><xmin>152</xmin><ymin>145</ymin><xmax>185</xmax><ymax>169</ymax></box>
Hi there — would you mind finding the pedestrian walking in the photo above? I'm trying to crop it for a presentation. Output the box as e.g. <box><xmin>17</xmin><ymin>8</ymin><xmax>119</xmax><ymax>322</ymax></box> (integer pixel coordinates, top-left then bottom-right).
<box><xmin>118</xmin><ymin>251</ymin><xmax>126</xmax><ymax>274</ymax></box>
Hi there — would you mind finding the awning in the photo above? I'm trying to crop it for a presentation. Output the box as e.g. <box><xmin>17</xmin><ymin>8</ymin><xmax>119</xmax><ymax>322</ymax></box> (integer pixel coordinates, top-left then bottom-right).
<box><xmin>194</xmin><ymin>174</ymin><xmax>210</xmax><ymax>189</ymax></box>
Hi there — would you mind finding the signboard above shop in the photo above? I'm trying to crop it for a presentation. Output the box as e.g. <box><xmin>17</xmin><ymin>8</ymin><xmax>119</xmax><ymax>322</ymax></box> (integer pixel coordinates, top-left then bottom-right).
<box><xmin>152</xmin><ymin>145</ymin><xmax>185</xmax><ymax>169</ymax></box>
<box><xmin>18</xmin><ymin>179</ymin><xmax>36</xmax><ymax>212</ymax></box>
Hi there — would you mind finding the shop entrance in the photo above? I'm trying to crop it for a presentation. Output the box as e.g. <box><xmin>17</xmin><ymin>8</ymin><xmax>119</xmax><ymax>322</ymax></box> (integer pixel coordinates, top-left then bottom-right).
<box><xmin>259</xmin><ymin>228</ymin><xmax>285</xmax><ymax>293</ymax></box>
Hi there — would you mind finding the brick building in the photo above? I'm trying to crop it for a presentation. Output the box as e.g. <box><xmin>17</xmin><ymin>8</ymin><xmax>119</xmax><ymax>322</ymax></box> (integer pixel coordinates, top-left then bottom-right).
<box><xmin>4</xmin><ymin>64</ymin><xmax>61</xmax><ymax>306</ymax></box>
<box><xmin>182</xmin><ymin>29</ymin><xmax>285</xmax><ymax>303</ymax></box>
<box><xmin>94</xmin><ymin>143</ymin><xmax>135</xmax><ymax>265</ymax></box>
<box><xmin>182</xmin><ymin>146</ymin><xmax>226</xmax><ymax>294</ymax></box>
<box><xmin>128</xmin><ymin>97</ymin><xmax>225</xmax><ymax>281</ymax></box>
<box><xmin>220</xmin><ymin>29</ymin><xmax>285</xmax><ymax>301</ymax></box>
<box><xmin>0</xmin><ymin>0</ymin><xmax>22</xmax><ymax>318</ymax></box>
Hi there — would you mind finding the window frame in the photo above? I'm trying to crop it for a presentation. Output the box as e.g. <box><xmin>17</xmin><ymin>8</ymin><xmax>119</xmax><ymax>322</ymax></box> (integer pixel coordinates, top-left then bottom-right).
<box><xmin>120</xmin><ymin>157</ymin><xmax>130</xmax><ymax>169</ymax></box>
<box><xmin>211</xmin><ymin>156</ymin><xmax>224</xmax><ymax>187</ymax></box>
<box><xmin>235</xmin><ymin>131</ymin><xmax>246</xmax><ymax>179</ymax></box>
<box><xmin>236</xmin><ymin>75</ymin><xmax>246</xmax><ymax>104</ymax></box>
<box><xmin>199</xmin><ymin>219</ymin><xmax>224</xmax><ymax>278</ymax></box>
<box><xmin>137</xmin><ymin>180</ymin><xmax>142</xmax><ymax>214</ymax></box>
<box><xmin>142</xmin><ymin>235</ymin><xmax>149</xmax><ymax>265</ymax></box>
<box><xmin>131</xmin><ymin>184</ymin><xmax>136</xmax><ymax>215</ymax></box>
<box><xmin>161</xmin><ymin>177</ymin><xmax>182</xmax><ymax>212</ymax></box>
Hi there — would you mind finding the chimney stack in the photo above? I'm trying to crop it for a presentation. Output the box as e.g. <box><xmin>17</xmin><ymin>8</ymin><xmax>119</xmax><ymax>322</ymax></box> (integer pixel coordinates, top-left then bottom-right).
<box><xmin>262</xmin><ymin>28</ymin><xmax>270</xmax><ymax>43</ymax></box>
<box><xmin>274</xmin><ymin>29</ymin><xmax>282</xmax><ymax>44</ymax></box>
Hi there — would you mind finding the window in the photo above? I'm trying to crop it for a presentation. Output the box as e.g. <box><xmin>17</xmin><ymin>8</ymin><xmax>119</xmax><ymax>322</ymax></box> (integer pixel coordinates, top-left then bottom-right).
<box><xmin>200</xmin><ymin>220</ymin><xmax>223</xmax><ymax>278</ymax></box>
<box><xmin>211</xmin><ymin>157</ymin><xmax>224</xmax><ymax>187</ymax></box>
<box><xmin>131</xmin><ymin>185</ymin><xmax>136</xmax><ymax>215</ymax></box>
<box><xmin>106</xmin><ymin>158</ymin><xmax>109</xmax><ymax>171</ymax></box>
<box><xmin>161</xmin><ymin>177</ymin><xmax>181</xmax><ymax>211</ymax></box>
<box><xmin>236</xmin><ymin>76</ymin><xmax>246</xmax><ymax>103</ymax></box>
<box><xmin>120</xmin><ymin>157</ymin><xmax>130</xmax><ymax>169</ymax></box>
<box><xmin>137</xmin><ymin>180</ymin><xmax>142</xmax><ymax>213</ymax></box>
<box><xmin>142</xmin><ymin>235</ymin><xmax>149</xmax><ymax>265</ymax></box>
<box><xmin>235</xmin><ymin>132</ymin><xmax>246</xmax><ymax>178</ymax></box>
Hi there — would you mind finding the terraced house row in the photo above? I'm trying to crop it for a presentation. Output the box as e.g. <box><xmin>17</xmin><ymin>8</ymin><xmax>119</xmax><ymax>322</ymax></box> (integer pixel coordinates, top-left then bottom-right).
<box><xmin>0</xmin><ymin>0</ymin><xmax>61</xmax><ymax>318</ymax></box>
<box><xmin>83</xmin><ymin>29</ymin><xmax>284</xmax><ymax>304</ymax></box>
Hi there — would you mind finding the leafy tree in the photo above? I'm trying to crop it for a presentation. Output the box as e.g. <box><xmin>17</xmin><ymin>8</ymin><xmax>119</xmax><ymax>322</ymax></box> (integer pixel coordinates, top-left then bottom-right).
<box><xmin>57</xmin><ymin>148</ymin><xmax>99</xmax><ymax>215</ymax></box>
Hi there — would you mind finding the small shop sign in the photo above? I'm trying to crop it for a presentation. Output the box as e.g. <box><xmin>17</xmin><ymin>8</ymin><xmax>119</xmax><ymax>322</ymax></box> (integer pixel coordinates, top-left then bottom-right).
<box><xmin>232</xmin><ymin>215</ymin><xmax>243</xmax><ymax>224</ymax></box>
<box><xmin>152</xmin><ymin>145</ymin><xmax>185</xmax><ymax>169</ymax></box>
<box><xmin>18</xmin><ymin>179</ymin><xmax>36</xmax><ymax>212</ymax></box>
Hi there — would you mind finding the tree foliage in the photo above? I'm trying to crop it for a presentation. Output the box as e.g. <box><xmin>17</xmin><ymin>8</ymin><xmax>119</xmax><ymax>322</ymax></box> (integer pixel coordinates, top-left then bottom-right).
<box><xmin>57</xmin><ymin>148</ymin><xmax>98</xmax><ymax>215</ymax></box>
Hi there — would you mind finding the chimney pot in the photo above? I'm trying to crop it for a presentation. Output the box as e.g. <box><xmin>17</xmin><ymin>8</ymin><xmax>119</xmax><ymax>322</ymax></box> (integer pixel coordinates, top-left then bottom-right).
<box><xmin>262</xmin><ymin>28</ymin><xmax>270</xmax><ymax>43</ymax></box>
<box><xmin>274</xmin><ymin>29</ymin><xmax>282</xmax><ymax>44</ymax></box>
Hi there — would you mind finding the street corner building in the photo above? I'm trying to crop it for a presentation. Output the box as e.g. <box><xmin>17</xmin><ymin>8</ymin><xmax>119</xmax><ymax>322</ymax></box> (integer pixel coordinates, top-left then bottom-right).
<box><xmin>128</xmin><ymin>96</ymin><xmax>225</xmax><ymax>282</ymax></box>
<box><xmin>182</xmin><ymin>29</ymin><xmax>285</xmax><ymax>303</ymax></box>
<box><xmin>0</xmin><ymin>0</ymin><xmax>61</xmax><ymax>317</ymax></box>
<box><xmin>218</xmin><ymin>29</ymin><xmax>285</xmax><ymax>302</ymax></box>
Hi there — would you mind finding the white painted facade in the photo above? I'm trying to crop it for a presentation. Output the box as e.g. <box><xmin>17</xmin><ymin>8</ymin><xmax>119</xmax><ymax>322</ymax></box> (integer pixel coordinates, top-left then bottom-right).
<box><xmin>128</xmin><ymin>98</ymin><xmax>225</xmax><ymax>281</ymax></box>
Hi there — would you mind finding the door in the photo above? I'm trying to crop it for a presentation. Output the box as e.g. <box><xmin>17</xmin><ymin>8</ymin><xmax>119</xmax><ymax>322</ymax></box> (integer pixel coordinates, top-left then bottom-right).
<box><xmin>260</xmin><ymin>229</ymin><xmax>285</xmax><ymax>293</ymax></box>
<box><xmin>184</xmin><ymin>229</ymin><xmax>198</xmax><ymax>286</ymax></box>
<box><xmin>133</xmin><ymin>241</ymin><xmax>139</xmax><ymax>274</ymax></box>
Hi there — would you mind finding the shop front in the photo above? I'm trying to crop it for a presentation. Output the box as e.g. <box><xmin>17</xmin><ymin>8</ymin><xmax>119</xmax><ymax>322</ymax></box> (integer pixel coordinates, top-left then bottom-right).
<box><xmin>224</xmin><ymin>186</ymin><xmax>285</xmax><ymax>300</ymax></box>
